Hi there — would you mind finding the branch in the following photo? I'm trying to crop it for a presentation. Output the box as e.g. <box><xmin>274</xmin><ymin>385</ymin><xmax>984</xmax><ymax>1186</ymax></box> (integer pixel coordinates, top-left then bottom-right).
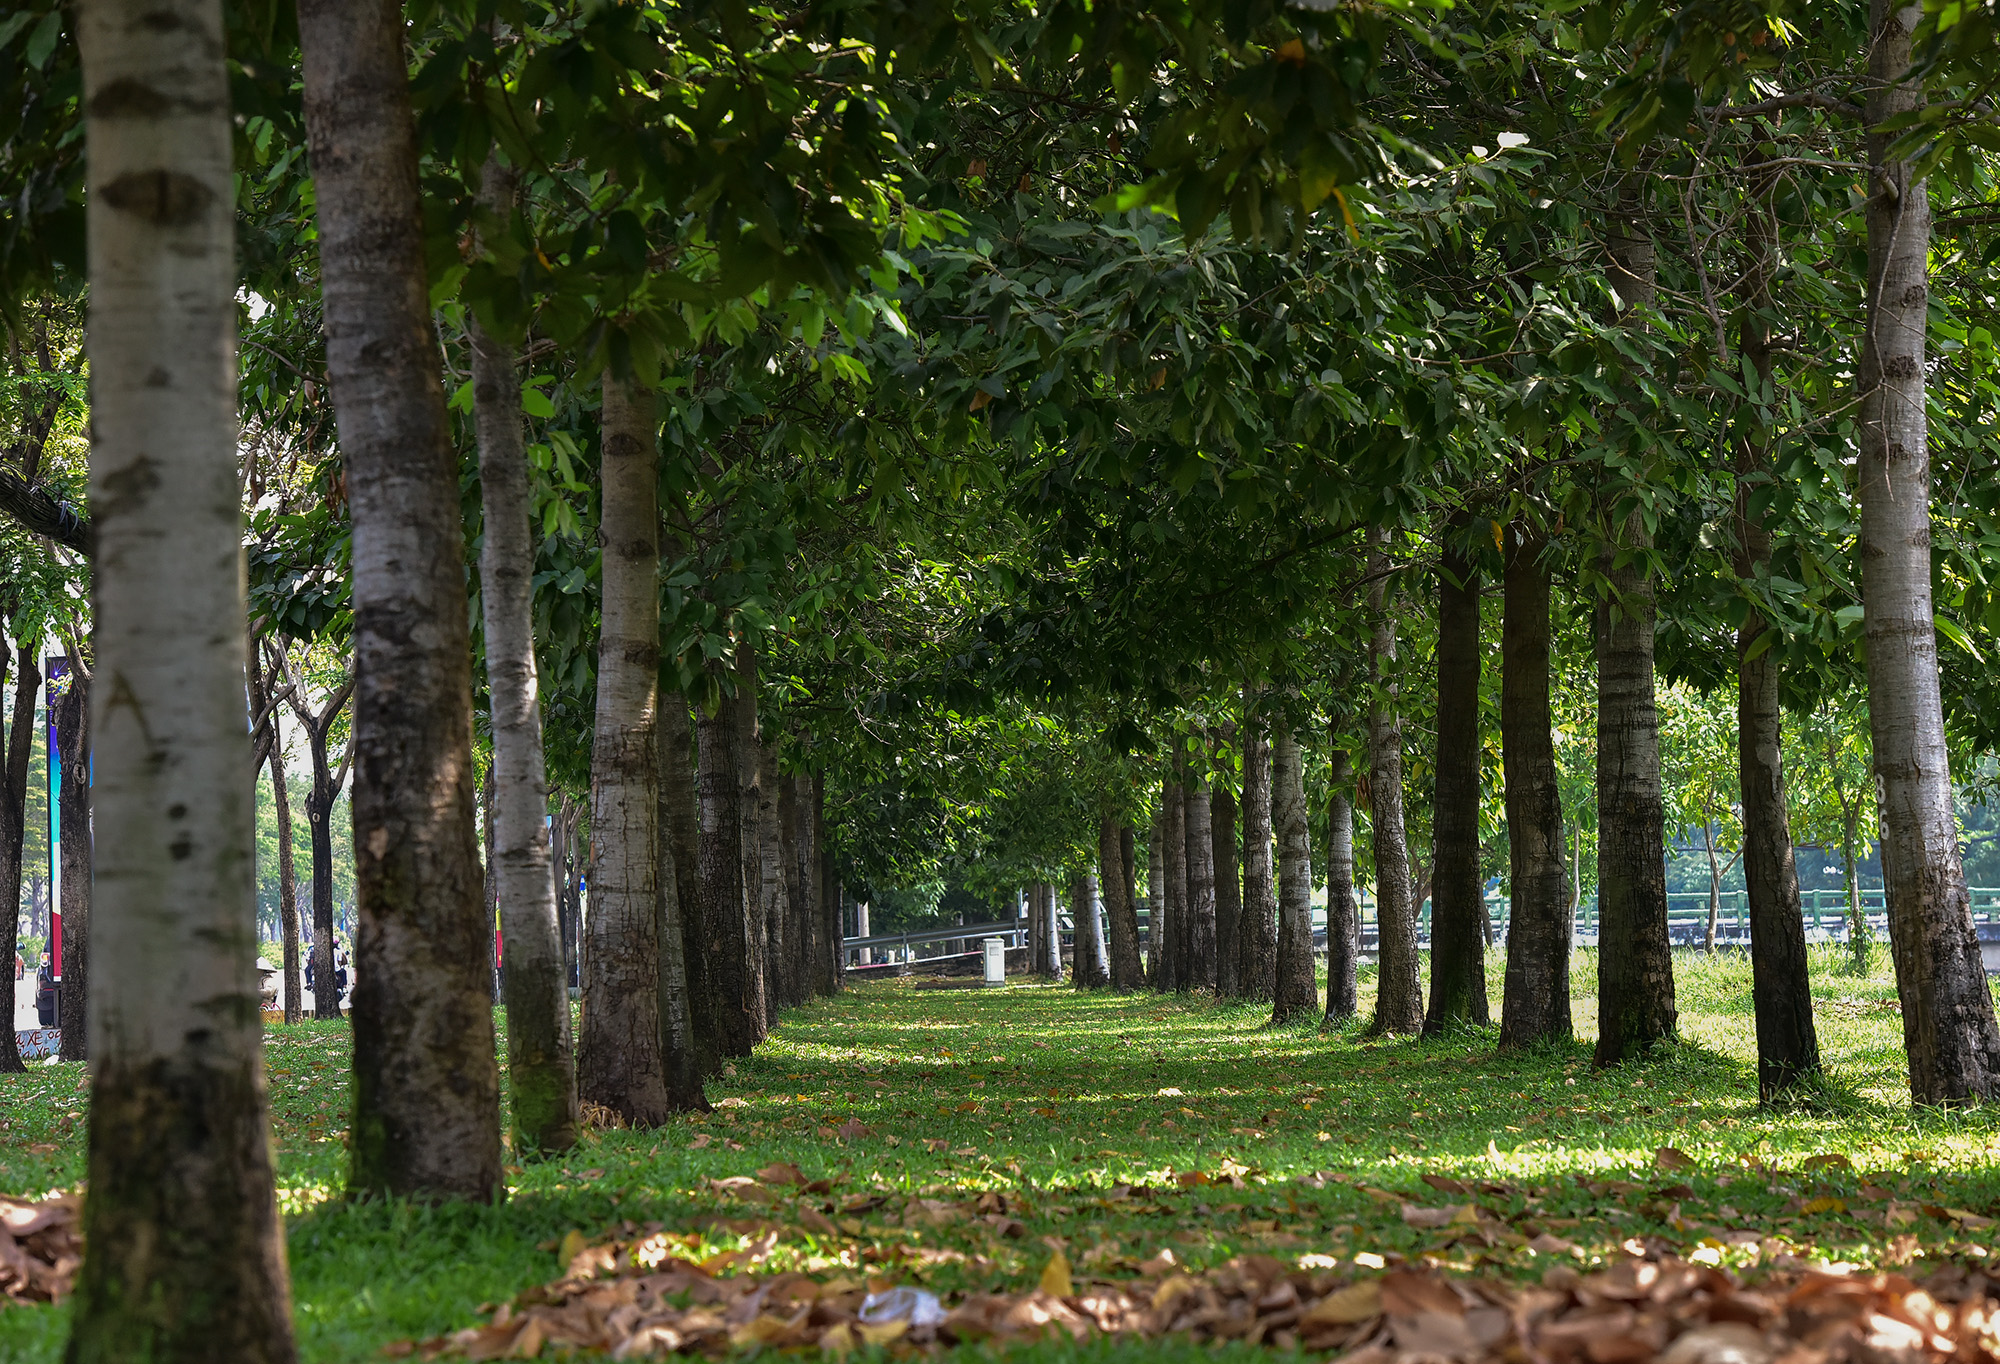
<box><xmin>0</xmin><ymin>464</ymin><xmax>90</xmax><ymax>556</ymax></box>
<box><xmin>1709</xmin><ymin>91</ymin><xmax>1864</xmax><ymax>122</ymax></box>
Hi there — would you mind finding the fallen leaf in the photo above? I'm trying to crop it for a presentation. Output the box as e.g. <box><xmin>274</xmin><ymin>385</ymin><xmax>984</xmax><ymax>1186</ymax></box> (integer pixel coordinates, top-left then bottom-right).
<box><xmin>756</xmin><ymin>1162</ymin><xmax>807</xmax><ymax>1186</ymax></box>
<box><xmin>1301</xmin><ymin>1279</ymin><xmax>1381</xmax><ymax>1325</ymax></box>
<box><xmin>1654</xmin><ymin>1146</ymin><xmax>1695</xmax><ymax>1172</ymax></box>
<box><xmin>1039</xmin><ymin>1248</ymin><xmax>1073</xmax><ymax>1298</ymax></box>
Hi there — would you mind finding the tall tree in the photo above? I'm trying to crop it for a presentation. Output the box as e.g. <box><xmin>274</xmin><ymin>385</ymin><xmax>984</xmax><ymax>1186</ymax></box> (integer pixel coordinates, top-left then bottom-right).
<box><xmin>1323</xmin><ymin>740</ymin><xmax>1360</xmax><ymax>1024</ymax></box>
<box><xmin>469</xmin><ymin>155</ymin><xmax>579</xmax><ymax>1153</ymax></box>
<box><xmin>1184</xmin><ymin>768</ymin><xmax>1217</xmax><ymax>991</ymax></box>
<box><xmin>1211</xmin><ymin>771</ymin><xmax>1241</xmax><ymax>997</ymax></box>
<box><xmin>267</xmin><ymin>734</ymin><xmax>302</xmax><ymax>1026</ymax></box>
<box><xmin>1366</xmin><ymin>541</ymin><xmax>1422</xmax><ymax>1036</ymax></box>
<box><xmin>1734</xmin><ymin>145</ymin><xmax>1818</xmax><ymax>1097</ymax></box>
<box><xmin>1072</xmin><ymin>868</ymin><xmax>1108</xmax><ymax>987</ymax></box>
<box><xmin>0</xmin><ymin>641</ymin><xmax>38</xmax><ymax>1073</ymax></box>
<box><xmin>661</xmin><ymin>696</ymin><xmax>715</xmax><ymax>1060</ymax></box>
<box><xmin>578</xmin><ymin>372</ymin><xmax>674</xmax><ymax>1126</ymax></box>
<box><xmin>297</xmin><ymin>0</ymin><xmax>501</xmax><ymax>1199</ymax></box>
<box><xmin>1858</xmin><ymin>0</ymin><xmax>2000</xmax><ymax>1103</ymax></box>
<box><xmin>1145</xmin><ymin>808</ymin><xmax>1166</xmax><ymax>986</ymax></box>
<box><xmin>1592</xmin><ymin>183</ymin><xmax>1676</xmax><ymax>1067</ymax></box>
<box><xmin>1270</xmin><ymin>726</ymin><xmax>1316</xmax><ymax>1022</ymax></box>
<box><xmin>55</xmin><ymin>655</ymin><xmax>89</xmax><ymax>1063</ymax></box>
<box><xmin>1239</xmin><ymin>712</ymin><xmax>1277</xmax><ymax>999</ymax></box>
<box><xmin>275</xmin><ymin>649</ymin><xmax>351</xmax><ymax>1023</ymax></box>
<box><xmin>656</xmin><ymin>696</ymin><xmax>708</xmax><ymax>1110</ymax></box>
<box><xmin>1426</xmin><ymin>524</ymin><xmax>1488</xmax><ymax>1030</ymax></box>
<box><xmin>1100</xmin><ymin>814</ymin><xmax>1143</xmax><ymax>987</ymax></box>
<box><xmin>1500</xmin><ymin>528</ymin><xmax>1571</xmax><ymax>1047</ymax></box>
<box><xmin>696</xmin><ymin>664</ymin><xmax>756</xmax><ymax>1056</ymax></box>
<box><xmin>734</xmin><ymin>641</ymin><xmax>770</xmax><ymax>1035</ymax></box>
<box><xmin>66</xmin><ymin>0</ymin><xmax>296</xmax><ymax>1353</ymax></box>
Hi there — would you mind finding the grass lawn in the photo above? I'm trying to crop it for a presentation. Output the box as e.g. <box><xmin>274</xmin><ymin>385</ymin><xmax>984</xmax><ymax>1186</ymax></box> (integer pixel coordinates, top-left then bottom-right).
<box><xmin>6</xmin><ymin>945</ymin><xmax>2000</xmax><ymax>1360</ymax></box>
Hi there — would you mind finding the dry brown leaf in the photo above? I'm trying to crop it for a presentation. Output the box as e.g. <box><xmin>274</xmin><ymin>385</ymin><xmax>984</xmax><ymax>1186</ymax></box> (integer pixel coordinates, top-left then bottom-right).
<box><xmin>1655</xmin><ymin>1146</ymin><xmax>1696</xmax><ymax>1172</ymax></box>
<box><xmin>1300</xmin><ymin>1279</ymin><xmax>1381</xmax><ymax>1326</ymax></box>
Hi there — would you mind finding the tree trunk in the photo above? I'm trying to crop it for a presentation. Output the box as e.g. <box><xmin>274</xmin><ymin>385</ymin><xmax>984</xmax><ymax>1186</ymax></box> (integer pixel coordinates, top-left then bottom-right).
<box><xmin>1323</xmin><ymin>743</ymin><xmax>1360</xmax><ymax>1024</ymax></box>
<box><xmin>470</xmin><ymin>206</ymin><xmax>579</xmax><ymax>1150</ymax></box>
<box><xmin>1240</xmin><ymin>711</ymin><xmax>1278</xmax><ymax>999</ymax></box>
<box><xmin>757</xmin><ymin>740</ymin><xmax>789</xmax><ymax>1012</ymax></box>
<box><xmin>1843</xmin><ymin>811</ymin><xmax>1869</xmax><ymax>971</ymax></box>
<box><xmin>1734</xmin><ymin>155</ymin><xmax>1820</xmax><ymax>1096</ymax></box>
<box><xmin>1073</xmin><ymin>869</ymin><xmax>1108</xmax><ymax>987</ymax></box>
<box><xmin>661</xmin><ymin>696</ymin><xmax>716</xmax><ymax>1058</ymax></box>
<box><xmin>0</xmin><ymin>642</ymin><xmax>39</xmax><ymax>1073</ymax></box>
<box><xmin>1146</xmin><ymin>811</ymin><xmax>1165</xmax><ymax>987</ymax></box>
<box><xmin>1427</xmin><ymin>527</ymin><xmax>1488</xmax><ymax>1031</ymax></box>
<box><xmin>1499</xmin><ymin>527</ymin><xmax>1572</xmax><ymax>1047</ymax></box>
<box><xmin>1185</xmin><ymin>775</ymin><xmax>1217</xmax><ymax>992</ymax></box>
<box><xmin>1367</xmin><ymin>540</ymin><xmax>1423</xmax><ymax>1037</ymax></box>
<box><xmin>733</xmin><ymin>641</ymin><xmax>770</xmax><ymax>1037</ymax></box>
<box><xmin>656</xmin><ymin>694</ymin><xmax>707</xmax><ymax>1113</ymax></box>
<box><xmin>67</xmin><ymin>0</ymin><xmax>296</xmax><ymax>1348</ymax></box>
<box><xmin>1212</xmin><ymin>775</ymin><xmax>1241</xmax><ymax>998</ymax></box>
<box><xmin>1704</xmin><ymin>830</ymin><xmax>1722</xmax><ymax>954</ymax></box>
<box><xmin>578</xmin><ymin>372</ymin><xmax>673</xmax><ymax>1127</ymax></box>
<box><xmin>1857</xmin><ymin>0</ymin><xmax>2000</xmax><ymax>1104</ymax></box>
<box><xmin>1271</xmin><ymin>726</ymin><xmax>1317</xmax><ymax>1023</ymax></box>
<box><xmin>56</xmin><ymin>664</ymin><xmax>90</xmax><ymax>1063</ymax></box>
<box><xmin>696</xmin><ymin>671</ymin><xmax>756</xmax><ymax>1056</ymax></box>
<box><xmin>1162</xmin><ymin>782</ymin><xmax>1189</xmax><ymax>990</ymax></box>
<box><xmin>269</xmin><ymin>742</ymin><xmax>303</xmax><ymax>1027</ymax></box>
<box><xmin>814</xmin><ymin>781</ymin><xmax>840</xmax><ymax>996</ymax></box>
<box><xmin>1101</xmin><ymin>815</ymin><xmax>1143</xmax><ymax>987</ymax></box>
<box><xmin>1593</xmin><ymin>184</ymin><xmax>1678</xmax><ymax>1068</ymax></box>
<box><xmin>303</xmin><ymin>715</ymin><xmax>342</xmax><ymax>1021</ymax></box>
<box><xmin>298</xmin><ymin>0</ymin><xmax>501</xmax><ymax>1200</ymax></box>
<box><xmin>779</xmin><ymin>773</ymin><xmax>806</xmax><ymax>1007</ymax></box>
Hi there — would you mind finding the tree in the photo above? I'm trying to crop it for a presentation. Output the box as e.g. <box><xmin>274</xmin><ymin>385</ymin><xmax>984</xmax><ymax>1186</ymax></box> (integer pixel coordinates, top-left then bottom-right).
<box><xmin>579</xmin><ymin>371</ymin><xmax>676</xmax><ymax>1126</ymax></box>
<box><xmin>274</xmin><ymin>644</ymin><xmax>351</xmax><ymax>1022</ymax></box>
<box><xmin>1099</xmin><ymin>814</ymin><xmax>1143</xmax><ymax>987</ymax></box>
<box><xmin>1500</xmin><ymin>528</ymin><xmax>1570</xmax><ymax>1047</ymax></box>
<box><xmin>1270</xmin><ymin>725</ymin><xmax>1316</xmax><ymax>1023</ymax></box>
<box><xmin>266</xmin><ymin>725</ymin><xmax>302</xmax><ymax>1026</ymax></box>
<box><xmin>0</xmin><ymin>639</ymin><xmax>38</xmax><ymax>1072</ymax></box>
<box><xmin>1184</xmin><ymin>762</ymin><xmax>1217</xmax><ymax>991</ymax></box>
<box><xmin>1856</xmin><ymin>0</ymin><xmax>2000</xmax><ymax>1104</ymax></box>
<box><xmin>1592</xmin><ymin>185</ymin><xmax>1676</xmax><ymax>1068</ymax></box>
<box><xmin>297</xmin><ymin>0</ymin><xmax>502</xmax><ymax>1200</ymax></box>
<box><xmin>697</xmin><ymin>660</ymin><xmax>756</xmax><ymax>1057</ymax></box>
<box><xmin>65</xmin><ymin>0</ymin><xmax>295</xmax><ymax>1354</ymax></box>
<box><xmin>54</xmin><ymin>651</ymin><xmax>87</xmax><ymax>1063</ymax></box>
<box><xmin>1211</xmin><ymin>763</ymin><xmax>1241</xmax><ymax>998</ymax></box>
<box><xmin>1239</xmin><ymin>711</ymin><xmax>1276</xmax><ymax>999</ymax></box>
<box><xmin>1366</xmin><ymin>539</ymin><xmax>1422</xmax><ymax>1035</ymax></box>
<box><xmin>1426</xmin><ymin>523</ymin><xmax>1487</xmax><ymax>1031</ymax></box>
<box><xmin>1323</xmin><ymin>740</ymin><xmax>1360</xmax><ymax>1024</ymax></box>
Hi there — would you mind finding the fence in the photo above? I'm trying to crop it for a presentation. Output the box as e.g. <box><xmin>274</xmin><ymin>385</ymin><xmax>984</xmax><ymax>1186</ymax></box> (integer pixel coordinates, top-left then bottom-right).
<box><xmin>841</xmin><ymin>886</ymin><xmax>2000</xmax><ymax>964</ymax></box>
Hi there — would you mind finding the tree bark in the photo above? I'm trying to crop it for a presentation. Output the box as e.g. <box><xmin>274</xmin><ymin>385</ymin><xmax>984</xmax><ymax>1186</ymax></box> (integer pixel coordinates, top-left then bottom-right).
<box><xmin>268</xmin><ymin>739</ymin><xmax>303</xmax><ymax>1027</ymax></box>
<box><xmin>1734</xmin><ymin>148</ymin><xmax>1820</xmax><ymax>1098</ymax></box>
<box><xmin>1857</xmin><ymin>1</ymin><xmax>2000</xmax><ymax>1104</ymax></box>
<box><xmin>298</xmin><ymin>0</ymin><xmax>501</xmax><ymax>1200</ymax></box>
<box><xmin>1367</xmin><ymin>541</ymin><xmax>1423</xmax><ymax>1037</ymax></box>
<box><xmin>578</xmin><ymin>372</ymin><xmax>673</xmax><ymax>1127</ymax></box>
<box><xmin>1185</xmin><ymin>774</ymin><xmax>1217</xmax><ymax>992</ymax></box>
<box><xmin>1071</xmin><ymin>870</ymin><xmax>1107</xmax><ymax>986</ymax></box>
<box><xmin>287</xmin><ymin>672</ymin><xmax>351</xmax><ymax>1023</ymax></box>
<box><xmin>757</xmin><ymin>739</ymin><xmax>789</xmax><ymax>1012</ymax></box>
<box><xmin>1145</xmin><ymin>814</ymin><xmax>1165</xmax><ymax>987</ymax></box>
<box><xmin>1843</xmin><ymin>809</ymin><xmax>1869</xmax><ymax>970</ymax></box>
<box><xmin>1162</xmin><ymin>782</ymin><xmax>1189</xmax><ymax>990</ymax></box>
<box><xmin>696</xmin><ymin>669</ymin><xmax>756</xmax><ymax>1056</ymax></box>
<box><xmin>656</xmin><ymin>693</ymin><xmax>707</xmax><ymax>1113</ymax></box>
<box><xmin>733</xmin><ymin>641</ymin><xmax>770</xmax><ymax>1036</ymax></box>
<box><xmin>1240</xmin><ymin>713</ymin><xmax>1277</xmax><ymax>1000</ymax></box>
<box><xmin>1593</xmin><ymin>183</ymin><xmax>1677</xmax><ymax>1068</ymax></box>
<box><xmin>1427</xmin><ymin>527</ymin><xmax>1488</xmax><ymax>1031</ymax></box>
<box><xmin>469</xmin><ymin>175</ymin><xmax>578</xmax><ymax>1150</ymax></box>
<box><xmin>661</xmin><ymin>695</ymin><xmax>717</xmax><ymax>1059</ymax></box>
<box><xmin>67</xmin><ymin>1</ymin><xmax>295</xmax><ymax>1350</ymax></box>
<box><xmin>56</xmin><ymin>662</ymin><xmax>90</xmax><ymax>1063</ymax></box>
<box><xmin>1500</xmin><ymin>527</ymin><xmax>1572</xmax><ymax>1047</ymax></box>
<box><xmin>0</xmin><ymin>642</ymin><xmax>39</xmax><ymax>1073</ymax></box>
<box><xmin>1212</xmin><ymin>774</ymin><xmax>1241</xmax><ymax>998</ymax></box>
<box><xmin>1101</xmin><ymin>815</ymin><xmax>1143</xmax><ymax>987</ymax></box>
<box><xmin>1323</xmin><ymin>743</ymin><xmax>1360</xmax><ymax>1024</ymax></box>
<box><xmin>1271</xmin><ymin>726</ymin><xmax>1317</xmax><ymax>1023</ymax></box>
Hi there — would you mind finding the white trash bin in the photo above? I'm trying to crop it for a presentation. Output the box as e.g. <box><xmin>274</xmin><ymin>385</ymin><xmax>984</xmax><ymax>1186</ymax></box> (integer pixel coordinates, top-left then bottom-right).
<box><xmin>982</xmin><ymin>937</ymin><xmax>1007</xmax><ymax>988</ymax></box>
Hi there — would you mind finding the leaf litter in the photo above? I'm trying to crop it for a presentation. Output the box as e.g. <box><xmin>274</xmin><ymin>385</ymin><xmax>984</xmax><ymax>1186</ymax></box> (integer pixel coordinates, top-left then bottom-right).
<box><xmin>396</xmin><ymin>1225</ymin><xmax>2000</xmax><ymax>1362</ymax></box>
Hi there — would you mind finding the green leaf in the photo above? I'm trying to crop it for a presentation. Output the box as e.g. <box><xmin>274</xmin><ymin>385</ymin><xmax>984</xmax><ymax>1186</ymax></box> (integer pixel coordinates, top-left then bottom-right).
<box><xmin>25</xmin><ymin>11</ymin><xmax>59</xmax><ymax>69</ymax></box>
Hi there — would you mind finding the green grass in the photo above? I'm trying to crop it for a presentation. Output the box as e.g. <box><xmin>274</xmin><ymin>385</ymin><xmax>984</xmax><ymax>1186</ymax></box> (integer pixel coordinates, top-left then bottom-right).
<box><xmin>6</xmin><ymin>945</ymin><xmax>2000</xmax><ymax>1361</ymax></box>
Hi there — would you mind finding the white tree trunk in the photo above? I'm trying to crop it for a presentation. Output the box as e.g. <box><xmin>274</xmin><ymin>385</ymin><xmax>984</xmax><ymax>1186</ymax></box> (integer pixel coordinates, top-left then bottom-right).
<box><xmin>71</xmin><ymin>0</ymin><xmax>294</xmax><ymax>1353</ymax></box>
<box><xmin>470</xmin><ymin>156</ymin><xmax>577</xmax><ymax>1153</ymax></box>
<box><xmin>576</xmin><ymin>371</ymin><xmax>671</xmax><ymax>1125</ymax></box>
<box><xmin>1859</xmin><ymin>0</ymin><xmax>2000</xmax><ymax>1103</ymax></box>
